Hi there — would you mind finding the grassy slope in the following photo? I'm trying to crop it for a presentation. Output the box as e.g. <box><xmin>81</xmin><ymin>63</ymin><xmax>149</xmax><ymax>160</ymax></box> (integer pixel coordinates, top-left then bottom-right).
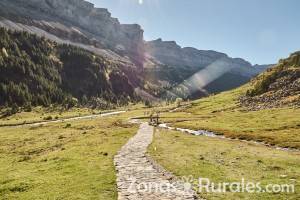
<box><xmin>0</xmin><ymin>107</ymin><xmax>103</xmax><ymax>126</ymax></box>
<box><xmin>160</xmin><ymin>85</ymin><xmax>300</xmax><ymax>149</ymax></box>
<box><xmin>0</xmin><ymin>103</ymin><xmax>150</xmax><ymax>126</ymax></box>
<box><xmin>149</xmin><ymin>80</ymin><xmax>300</xmax><ymax>199</ymax></box>
<box><xmin>149</xmin><ymin>129</ymin><xmax>300</xmax><ymax>200</ymax></box>
<box><xmin>0</xmin><ymin>111</ymin><xmax>139</xmax><ymax>200</ymax></box>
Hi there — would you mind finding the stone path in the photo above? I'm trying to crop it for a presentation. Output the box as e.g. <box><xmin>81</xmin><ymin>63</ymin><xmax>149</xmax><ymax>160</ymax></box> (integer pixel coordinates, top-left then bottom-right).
<box><xmin>114</xmin><ymin>122</ymin><xmax>198</xmax><ymax>200</ymax></box>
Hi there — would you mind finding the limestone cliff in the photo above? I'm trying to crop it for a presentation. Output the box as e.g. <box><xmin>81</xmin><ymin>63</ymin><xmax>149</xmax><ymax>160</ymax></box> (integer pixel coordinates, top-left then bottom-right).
<box><xmin>145</xmin><ymin>38</ymin><xmax>270</xmax><ymax>78</ymax></box>
<box><xmin>144</xmin><ymin>39</ymin><xmax>272</xmax><ymax>99</ymax></box>
<box><xmin>0</xmin><ymin>0</ymin><xmax>144</xmax><ymax>65</ymax></box>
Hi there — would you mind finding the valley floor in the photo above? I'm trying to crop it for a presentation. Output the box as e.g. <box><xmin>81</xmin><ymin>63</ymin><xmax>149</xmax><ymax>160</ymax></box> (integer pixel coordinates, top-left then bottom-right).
<box><xmin>0</xmin><ymin>96</ymin><xmax>299</xmax><ymax>199</ymax></box>
<box><xmin>160</xmin><ymin>86</ymin><xmax>300</xmax><ymax>149</ymax></box>
<box><xmin>147</xmin><ymin>84</ymin><xmax>300</xmax><ymax>199</ymax></box>
<box><xmin>149</xmin><ymin>128</ymin><xmax>300</xmax><ymax>200</ymax></box>
<box><xmin>0</xmin><ymin>109</ymin><xmax>140</xmax><ymax>199</ymax></box>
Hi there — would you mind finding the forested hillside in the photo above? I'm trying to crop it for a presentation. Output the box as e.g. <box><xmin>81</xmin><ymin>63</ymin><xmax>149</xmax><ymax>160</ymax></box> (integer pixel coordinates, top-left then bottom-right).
<box><xmin>0</xmin><ymin>28</ymin><xmax>137</xmax><ymax>109</ymax></box>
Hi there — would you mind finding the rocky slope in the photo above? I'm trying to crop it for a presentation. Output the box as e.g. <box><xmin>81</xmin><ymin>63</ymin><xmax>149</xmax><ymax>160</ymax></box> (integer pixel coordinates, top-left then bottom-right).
<box><xmin>240</xmin><ymin>52</ymin><xmax>300</xmax><ymax>110</ymax></box>
<box><xmin>0</xmin><ymin>0</ymin><xmax>144</xmax><ymax>66</ymax></box>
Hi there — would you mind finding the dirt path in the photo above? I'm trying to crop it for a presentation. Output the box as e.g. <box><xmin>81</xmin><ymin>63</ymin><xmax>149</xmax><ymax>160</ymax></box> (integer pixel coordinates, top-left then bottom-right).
<box><xmin>0</xmin><ymin>111</ymin><xmax>125</xmax><ymax>128</ymax></box>
<box><xmin>114</xmin><ymin>122</ymin><xmax>198</xmax><ymax>200</ymax></box>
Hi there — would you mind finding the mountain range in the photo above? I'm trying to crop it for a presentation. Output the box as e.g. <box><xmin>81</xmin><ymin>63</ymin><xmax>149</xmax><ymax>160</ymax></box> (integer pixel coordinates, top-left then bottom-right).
<box><xmin>0</xmin><ymin>0</ymin><xmax>272</xmax><ymax>106</ymax></box>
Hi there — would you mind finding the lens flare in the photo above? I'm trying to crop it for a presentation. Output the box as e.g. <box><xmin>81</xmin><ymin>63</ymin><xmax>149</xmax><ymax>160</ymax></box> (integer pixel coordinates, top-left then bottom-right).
<box><xmin>165</xmin><ymin>57</ymin><xmax>235</xmax><ymax>99</ymax></box>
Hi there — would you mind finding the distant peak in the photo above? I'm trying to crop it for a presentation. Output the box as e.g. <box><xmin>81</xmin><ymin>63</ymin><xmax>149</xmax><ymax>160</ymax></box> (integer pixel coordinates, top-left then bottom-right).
<box><xmin>148</xmin><ymin>38</ymin><xmax>180</xmax><ymax>49</ymax></box>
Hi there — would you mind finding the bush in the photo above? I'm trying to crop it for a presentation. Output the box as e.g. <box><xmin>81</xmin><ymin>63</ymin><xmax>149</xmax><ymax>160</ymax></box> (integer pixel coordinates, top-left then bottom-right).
<box><xmin>7</xmin><ymin>104</ymin><xmax>19</xmax><ymax>116</ymax></box>
<box><xmin>3</xmin><ymin>104</ymin><xmax>19</xmax><ymax>117</ymax></box>
<box><xmin>24</xmin><ymin>102</ymin><xmax>32</xmax><ymax>112</ymax></box>
<box><xmin>43</xmin><ymin>116</ymin><xmax>53</xmax><ymax>120</ymax></box>
<box><xmin>144</xmin><ymin>100</ymin><xmax>152</xmax><ymax>108</ymax></box>
<box><xmin>64</xmin><ymin>123</ymin><xmax>71</xmax><ymax>128</ymax></box>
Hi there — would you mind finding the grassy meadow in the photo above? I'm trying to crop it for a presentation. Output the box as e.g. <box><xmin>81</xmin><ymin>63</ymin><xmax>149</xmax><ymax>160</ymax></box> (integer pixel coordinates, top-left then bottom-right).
<box><xmin>0</xmin><ymin>83</ymin><xmax>299</xmax><ymax>199</ymax></box>
<box><xmin>0</xmin><ymin>107</ymin><xmax>103</xmax><ymax>126</ymax></box>
<box><xmin>149</xmin><ymin>128</ymin><xmax>300</xmax><ymax>199</ymax></box>
<box><xmin>148</xmin><ymin>82</ymin><xmax>300</xmax><ymax>199</ymax></box>
<box><xmin>0</xmin><ymin>111</ymin><xmax>139</xmax><ymax>200</ymax></box>
<box><xmin>159</xmin><ymin>86</ymin><xmax>300</xmax><ymax>149</ymax></box>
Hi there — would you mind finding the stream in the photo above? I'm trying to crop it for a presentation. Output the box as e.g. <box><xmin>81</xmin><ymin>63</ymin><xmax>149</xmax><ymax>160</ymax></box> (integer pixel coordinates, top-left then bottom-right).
<box><xmin>158</xmin><ymin>123</ymin><xmax>299</xmax><ymax>152</ymax></box>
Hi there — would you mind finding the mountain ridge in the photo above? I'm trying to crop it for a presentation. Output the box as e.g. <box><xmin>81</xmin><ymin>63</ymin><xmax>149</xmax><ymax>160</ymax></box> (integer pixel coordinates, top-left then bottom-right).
<box><xmin>0</xmin><ymin>0</ymin><xmax>272</xmax><ymax>102</ymax></box>
<box><xmin>144</xmin><ymin>38</ymin><xmax>272</xmax><ymax>99</ymax></box>
<box><xmin>145</xmin><ymin>38</ymin><xmax>270</xmax><ymax>75</ymax></box>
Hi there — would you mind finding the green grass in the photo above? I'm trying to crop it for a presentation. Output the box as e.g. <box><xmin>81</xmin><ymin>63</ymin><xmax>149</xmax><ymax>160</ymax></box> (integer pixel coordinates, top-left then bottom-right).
<box><xmin>160</xmin><ymin>86</ymin><xmax>300</xmax><ymax>149</ymax></box>
<box><xmin>0</xmin><ymin>107</ymin><xmax>103</xmax><ymax>126</ymax></box>
<box><xmin>0</xmin><ymin>103</ymin><xmax>165</xmax><ymax>127</ymax></box>
<box><xmin>0</xmin><ymin>86</ymin><xmax>299</xmax><ymax>200</ymax></box>
<box><xmin>149</xmin><ymin>128</ymin><xmax>300</xmax><ymax>200</ymax></box>
<box><xmin>0</xmin><ymin>113</ymin><xmax>138</xmax><ymax>200</ymax></box>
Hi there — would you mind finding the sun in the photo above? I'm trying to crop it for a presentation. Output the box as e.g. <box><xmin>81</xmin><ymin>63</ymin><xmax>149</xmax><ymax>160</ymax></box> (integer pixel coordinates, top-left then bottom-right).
<box><xmin>138</xmin><ymin>0</ymin><xmax>143</xmax><ymax>5</ymax></box>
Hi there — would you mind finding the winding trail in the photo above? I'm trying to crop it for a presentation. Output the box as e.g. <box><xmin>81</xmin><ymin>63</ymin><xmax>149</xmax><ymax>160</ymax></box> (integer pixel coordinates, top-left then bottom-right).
<box><xmin>114</xmin><ymin>122</ymin><xmax>198</xmax><ymax>200</ymax></box>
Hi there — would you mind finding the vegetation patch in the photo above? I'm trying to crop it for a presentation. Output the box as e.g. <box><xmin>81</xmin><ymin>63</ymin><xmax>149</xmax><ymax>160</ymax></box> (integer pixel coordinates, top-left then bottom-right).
<box><xmin>160</xmin><ymin>85</ymin><xmax>300</xmax><ymax>149</ymax></box>
<box><xmin>149</xmin><ymin>129</ymin><xmax>300</xmax><ymax>199</ymax></box>
<box><xmin>241</xmin><ymin>51</ymin><xmax>300</xmax><ymax>110</ymax></box>
<box><xmin>0</xmin><ymin>112</ymin><xmax>138</xmax><ymax>199</ymax></box>
<box><xmin>0</xmin><ymin>28</ymin><xmax>138</xmax><ymax>110</ymax></box>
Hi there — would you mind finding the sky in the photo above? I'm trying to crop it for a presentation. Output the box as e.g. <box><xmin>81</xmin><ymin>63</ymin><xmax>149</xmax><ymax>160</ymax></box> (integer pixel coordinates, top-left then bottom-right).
<box><xmin>88</xmin><ymin>0</ymin><xmax>300</xmax><ymax>65</ymax></box>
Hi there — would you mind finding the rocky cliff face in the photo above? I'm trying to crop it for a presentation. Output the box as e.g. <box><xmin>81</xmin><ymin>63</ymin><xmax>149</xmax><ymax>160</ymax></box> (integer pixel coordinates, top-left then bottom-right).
<box><xmin>0</xmin><ymin>0</ymin><xmax>144</xmax><ymax>65</ymax></box>
<box><xmin>144</xmin><ymin>39</ymin><xmax>272</xmax><ymax>99</ymax></box>
<box><xmin>145</xmin><ymin>38</ymin><xmax>269</xmax><ymax>78</ymax></box>
<box><xmin>146</xmin><ymin>38</ymin><xmax>227</xmax><ymax>68</ymax></box>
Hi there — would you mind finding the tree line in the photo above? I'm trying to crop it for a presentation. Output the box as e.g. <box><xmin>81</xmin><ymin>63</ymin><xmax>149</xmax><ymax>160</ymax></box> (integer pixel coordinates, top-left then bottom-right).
<box><xmin>0</xmin><ymin>28</ymin><xmax>138</xmax><ymax>111</ymax></box>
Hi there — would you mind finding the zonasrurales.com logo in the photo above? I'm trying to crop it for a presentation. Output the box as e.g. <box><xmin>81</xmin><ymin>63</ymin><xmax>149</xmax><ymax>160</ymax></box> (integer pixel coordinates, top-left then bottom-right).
<box><xmin>127</xmin><ymin>176</ymin><xmax>196</xmax><ymax>195</ymax></box>
<box><xmin>175</xmin><ymin>175</ymin><xmax>196</xmax><ymax>193</ymax></box>
<box><xmin>127</xmin><ymin>176</ymin><xmax>295</xmax><ymax>194</ymax></box>
<box><xmin>194</xmin><ymin>177</ymin><xmax>295</xmax><ymax>194</ymax></box>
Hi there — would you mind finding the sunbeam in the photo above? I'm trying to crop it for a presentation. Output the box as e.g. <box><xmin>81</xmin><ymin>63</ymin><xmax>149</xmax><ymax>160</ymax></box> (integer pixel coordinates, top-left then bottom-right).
<box><xmin>165</xmin><ymin>57</ymin><xmax>235</xmax><ymax>99</ymax></box>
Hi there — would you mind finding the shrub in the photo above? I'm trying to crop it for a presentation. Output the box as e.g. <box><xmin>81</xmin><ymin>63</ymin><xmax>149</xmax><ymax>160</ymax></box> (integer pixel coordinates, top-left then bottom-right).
<box><xmin>144</xmin><ymin>100</ymin><xmax>152</xmax><ymax>108</ymax></box>
<box><xmin>64</xmin><ymin>123</ymin><xmax>72</xmax><ymax>128</ymax></box>
<box><xmin>24</xmin><ymin>102</ymin><xmax>32</xmax><ymax>112</ymax></box>
<box><xmin>43</xmin><ymin>116</ymin><xmax>53</xmax><ymax>120</ymax></box>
